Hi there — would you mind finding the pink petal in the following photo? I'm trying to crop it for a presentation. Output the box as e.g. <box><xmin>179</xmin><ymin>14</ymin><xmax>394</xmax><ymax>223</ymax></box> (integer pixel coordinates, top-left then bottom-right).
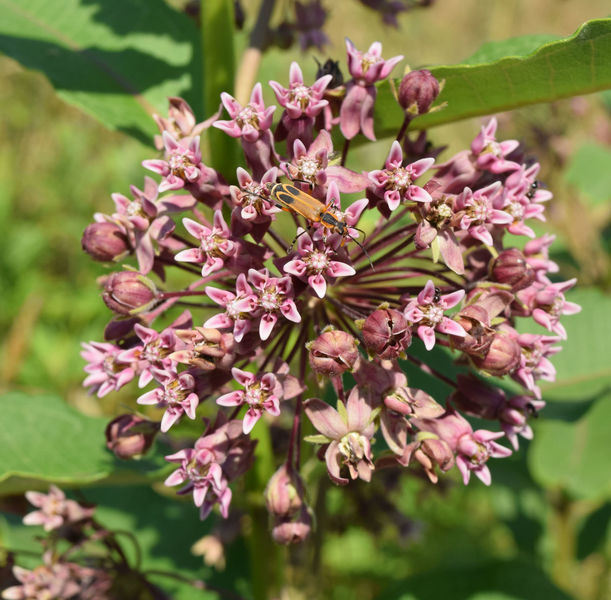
<box><xmin>304</xmin><ymin>398</ymin><xmax>346</xmax><ymax>438</ymax></box>
<box><xmin>417</xmin><ymin>325</ymin><xmax>436</xmax><ymax>350</ymax></box>
<box><xmin>259</xmin><ymin>313</ymin><xmax>278</xmax><ymax>340</ymax></box>
<box><xmin>309</xmin><ymin>274</ymin><xmax>327</xmax><ymax>298</ymax></box>
<box><xmin>437</xmin><ymin>317</ymin><xmax>467</xmax><ymax>337</ymax></box>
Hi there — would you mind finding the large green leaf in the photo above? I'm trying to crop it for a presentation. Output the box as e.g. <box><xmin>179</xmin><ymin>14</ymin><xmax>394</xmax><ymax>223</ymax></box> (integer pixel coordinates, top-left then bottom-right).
<box><xmin>375</xmin><ymin>18</ymin><xmax>611</xmax><ymax>135</ymax></box>
<box><xmin>377</xmin><ymin>559</ymin><xmax>572</xmax><ymax>600</ymax></box>
<box><xmin>539</xmin><ymin>288</ymin><xmax>611</xmax><ymax>401</ymax></box>
<box><xmin>0</xmin><ymin>0</ymin><xmax>203</xmax><ymax>144</ymax></box>
<box><xmin>563</xmin><ymin>143</ymin><xmax>611</xmax><ymax>207</ymax></box>
<box><xmin>528</xmin><ymin>390</ymin><xmax>611</xmax><ymax>500</ymax></box>
<box><xmin>0</xmin><ymin>392</ymin><xmax>112</xmax><ymax>486</ymax></box>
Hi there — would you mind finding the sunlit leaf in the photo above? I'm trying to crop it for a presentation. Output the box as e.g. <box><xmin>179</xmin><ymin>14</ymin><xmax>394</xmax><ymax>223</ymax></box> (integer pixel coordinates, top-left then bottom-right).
<box><xmin>0</xmin><ymin>0</ymin><xmax>203</xmax><ymax>143</ymax></box>
<box><xmin>375</xmin><ymin>18</ymin><xmax>611</xmax><ymax>135</ymax></box>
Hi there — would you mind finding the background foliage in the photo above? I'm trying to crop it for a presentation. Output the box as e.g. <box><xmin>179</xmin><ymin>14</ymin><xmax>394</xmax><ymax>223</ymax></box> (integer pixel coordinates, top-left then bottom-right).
<box><xmin>0</xmin><ymin>1</ymin><xmax>610</xmax><ymax>598</ymax></box>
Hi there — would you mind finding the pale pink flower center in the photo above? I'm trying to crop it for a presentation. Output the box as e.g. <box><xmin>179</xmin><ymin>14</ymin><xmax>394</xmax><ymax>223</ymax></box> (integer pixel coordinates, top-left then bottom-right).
<box><xmin>387</xmin><ymin>167</ymin><xmax>412</xmax><ymax>191</ymax></box>
<box><xmin>467</xmin><ymin>198</ymin><xmax>491</xmax><ymax>222</ymax></box>
<box><xmin>237</xmin><ymin>105</ymin><xmax>258</xmax><ymax>128</ymax></box>
<box><xmin>289</xmin><ymin>84</ymin><xmax>312</xmax><ymax>107</ymax></box>
<box><xmin>422</xmin><ymin>304</ymin><xmax>444</xmax><ymax>325</ymax></box>
<box><xmin>506</xmin><ymin>199</ymin><xmax>524</xmax><ymax>220</ymax></box>
<box><xmin>259</xmin><ymin>286</ymin><xmax>282</xmax><ymax>310</ymax></box>
<box><xmin>305</xmin><ymin>250</ymin><xmax>330</xmax><ymax>273</ymax></box>
<box><xmin>169</xmin><ymin>152</ymin><xmax>193</xmax><ymax>177</ymax></box>
<box><xmin>297</xmin><ymin>158</ymin><xmax>320</xmax><ymax>182</ymax></box>
<box><xmin>338</xmin><ymin>431</ymin><xmax>367</xmax><ymax>463</ymax></box>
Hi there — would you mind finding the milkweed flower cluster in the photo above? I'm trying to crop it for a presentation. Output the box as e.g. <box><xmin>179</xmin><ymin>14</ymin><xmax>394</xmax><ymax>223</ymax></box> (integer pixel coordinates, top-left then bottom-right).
<box><xmin>80</xmin><ymin>40</ymin><xmax>579</xmax><ymax>541</ymax></box>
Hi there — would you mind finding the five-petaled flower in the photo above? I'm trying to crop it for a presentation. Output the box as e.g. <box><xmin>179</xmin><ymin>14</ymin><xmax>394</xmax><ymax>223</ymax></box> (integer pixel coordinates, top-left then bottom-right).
<box><xmin>403</xmin><ymin>280</ymin><xmax>467</xmax><ymax>350</ymax></box>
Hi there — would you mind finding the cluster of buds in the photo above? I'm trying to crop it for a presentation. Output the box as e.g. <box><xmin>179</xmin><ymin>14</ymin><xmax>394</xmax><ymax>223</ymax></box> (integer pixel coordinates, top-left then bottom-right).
<box><xmin>80</xmin><ymin>39</ymin><xmax>578</xmax><ymax>545</ymax></box>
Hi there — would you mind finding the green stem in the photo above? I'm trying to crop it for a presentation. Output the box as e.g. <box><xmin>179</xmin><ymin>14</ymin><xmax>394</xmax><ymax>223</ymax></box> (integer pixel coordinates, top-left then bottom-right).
<box><xmin>245</xmin><ymin>423</ymin><xmax>283</xmax><ymax>599</ymax></box>
<box><xmin>200</xmin><ymin>0</ymin><xmax>237</xmax><ymax>176</ymax></box>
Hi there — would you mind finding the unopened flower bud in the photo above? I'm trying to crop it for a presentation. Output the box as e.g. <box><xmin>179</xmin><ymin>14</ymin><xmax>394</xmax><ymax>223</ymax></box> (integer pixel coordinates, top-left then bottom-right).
<box><xmin>471</xmin><ymin>331</ymin><xmax>521</xmax><ymax>376</ymax></box>
<box><xmin>384</xmin><ymin>387</ymin><xmax>444</xmax><ymax>419</ymax></box>
<box><xmin>306</xmin><ymin>329</ymin><xmax>359</xmax><ymax>377</ymax></box>
<box><xmin>265</xmin><ymin>465</ymin><xmax>304</xmax><ymax>519</ymax></box>
<box><xmin>271</xmin><ymin>506</ymin><xmax>312</xmax><ymax>545</ymax></box>
<box><xmin>105</xmin><ymin>414</ymin><xmax>159</xmax><ymax>459</ymax></box>
<box><xmin>491</xmin><ymin>248</ymin><xmax>535</xmax><ymax>291</ymax></box>
<box><xmin>362</xmin><ymin>308</ymin><xmax>411</xmax><ymax>359</ymax></box>
<box><xmin>82</xmin><ymin>222</ymin><xmax>128</xmax><ymax>262</ymax></box>
<box><xmin>102</xmin><ymin>271</ymin><xmax>158</xmax><ymax>315</ymax></box>
<box><xmin>398</xmin><ymin>69</ymin><xmax>440</xmax><ymax>115</ymax></box>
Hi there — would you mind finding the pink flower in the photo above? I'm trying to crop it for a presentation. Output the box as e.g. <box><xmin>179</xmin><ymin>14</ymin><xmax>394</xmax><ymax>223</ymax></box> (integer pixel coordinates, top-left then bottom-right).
<box><xmin>340</xmin><ymin>39</ymin><xmax>403</xmax><ymax>140</ymax></box>
<box><xmin>284</xmin><ymin>130</ymin><xmax>369</xmax><ymax>193</ymax></box>
<box><xmin>248</xmin><ymin>268</ymin><xmax>302</xmax><ymax>340</ymax></box>
<box><xmin>412</xmin><ymin>409</ymin><xmax>511</xmax><ymax>486</ymax></box>
<box><xmin>117</xmin><ymin>315</ymin><xmax>189</xmax><ymax>387</ymax></box>
<box><xmin>284</xmin><ymin>229</ymin><xmax>355</xmax><ymax>298</ymax></box>
<box><xmin>517</xmin><ymin>278</ymin><xmax>580</xmax><ymax>338</ymax></box>
<box><xmin>230</xmin><ymin>167</ymin><xmax>280</xmax><ymax>223</ymax></box>
<box><xmin>81</xmin><ymin>341</ymin><xmax>135</xmax><ymax>397</ymax></box>
<box><xmin>470</xmin><ymin>117</ymin><xmax>521</xmax><ymax>173</ymax></box>
<box><xmin>213</xmin><ymin>83</ymin><xmax>275</xmax><ymax>142</ymax></box>
<box><xmin>205</xmin><ymin>273</ymin><xmax>258</xmax><ymax>342</ymax></box>
<box><xmin>369</xmin><ymin>141</ymin><xmax>435</xmax><ymax>210</ymax></box>
<box><xmin>216</xmin><ymin>368</ymin><xmax>283</xmax><ymax>433</ymax></box>
<box><xmin>403</xmin><ymin>280</ymin><xmax>467</xmax><ymax>350</ymax></box>
<box><xmin>453</xmin><ymin>182</ymin><xmax>513</xmax><ymax>245</ymax></box>
<box><xmin>174</xmin><ymin>211</ymin><xmax>237</xmax><ymax>276</ymax></box>
<box><xmin>270</xmin><ymin>62</ymin><xmax>332</xmax><ymax>119</ymax></box>
<box><xmin>137</xmin><ymin>369</ymin><xmax>199</xmax><ymax>432</ymax></box>
<box><xmin>304</xmin><ymin>388</ymin><xmax>377</xmax><ymax>485</ymax></box>
<box><xmin>97</xmin><ymin>176</ymin><xmax>195</xmax><ymax>273</ymax></box>
<box><xmin>512</xmin><ymin>333</ymin><xmax>562</xmax><ymax>398</ymax></box>
<box><xmin>143</xmin><ymin>132</ymin><xmax>203</xmax><ymax>192</ymax></box>
<box><xmin>164</xmin><ymin>417</ymin><xmax>256</xmax><ymax>519</ymax></box>
<box><xmin>23</xmin><ymin>485</ymin><xmax>95</xmax><ymax>532</ymax></box>
<box><xmin>165</xmin><ymin>451</ymin><xmax>231</xmax><ymax>519</ymax></box>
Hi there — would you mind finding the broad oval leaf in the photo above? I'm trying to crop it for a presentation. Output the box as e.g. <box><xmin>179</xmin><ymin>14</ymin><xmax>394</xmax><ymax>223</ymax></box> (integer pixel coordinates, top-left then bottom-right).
<box><xmin>539</xmin><ymin>288</ymin><xmax>611</xmax><ymax>402</ymax></box>
<box><xmin>0</xmin><ymin>392</ymin><xmax>112</xmax><ymax>486</ymax></box>
<box><xmin>375</xmin><ymin>18</ymin><xmax>611</xmax><ymax>135</ymax></box>
<box><xmin>528</xmin><ymin>390</ymin><xmax>611</xmax><ymax>500</ymax></box>
<box><xmin>0</xmin><ymin>0</ymin><xmax>203</xmax><ymax>144</ymax></box>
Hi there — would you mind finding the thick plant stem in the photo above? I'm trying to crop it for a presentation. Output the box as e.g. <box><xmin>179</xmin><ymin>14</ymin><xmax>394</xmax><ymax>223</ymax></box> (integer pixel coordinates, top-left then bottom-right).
<box><xmin>245</xmin><ymin>423</ymin><xmax>282</xmax><ymax>600</ymax></box>
<box><xmin>201</xmin><ymin>0</ymin><xmax>236</xmax><ymax>175</ymax></box>
<box><xmin>235</xmin><ymin>0</ymin><xmax>276</xmax><ymax>105</ymax></box>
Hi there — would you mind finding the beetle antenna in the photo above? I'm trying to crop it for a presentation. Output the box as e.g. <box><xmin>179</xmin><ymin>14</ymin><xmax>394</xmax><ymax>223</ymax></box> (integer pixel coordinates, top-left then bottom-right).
<box><xmin>348</xmin><ymin>234</ymin><xmax>375</xmax><ymax>271</ymax></box>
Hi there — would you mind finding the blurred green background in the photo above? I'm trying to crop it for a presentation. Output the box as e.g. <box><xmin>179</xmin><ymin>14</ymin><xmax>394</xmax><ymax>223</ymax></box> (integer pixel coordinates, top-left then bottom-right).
<box><xmin>1</xmin><ymin>1</ymin><xmax>610</xmax><ymax>599</ymax></box>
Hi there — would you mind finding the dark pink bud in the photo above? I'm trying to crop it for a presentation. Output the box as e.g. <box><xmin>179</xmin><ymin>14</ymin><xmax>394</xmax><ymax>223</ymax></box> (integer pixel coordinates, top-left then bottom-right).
<box><xmin>398</xmin><ymin>69</ymin><xmax>440</xmax><ymax>114</ymax></box>
<box><xmin>265</xmin><ymin>465</ymin><xmax>305</xmax><ymax>519</ymax></box>
<box><xmin>491</xmin><ymin>249</ymin><xmax>535</xmax><ymax>291</ymax></box>
<box><xmin>273</xmin><ymin>21</ymin><xmax>295</xmax><ymax>50</ymax></box>
<box><xmin>471</xmin><ymin>331</ymin><xmax>521</xmax><ymax>376</ymax></box>
<box><xmin>362</xmin><ymin>308</ymin><xmax>411</xmax><ymax>359</ymax></box>
<box><xmin>82</xmin><ymin>222</ymin><xmax>128</xmax><ymax>262</ymax></box>
<box><xmin>451</xmin><ymin>306</ymin><xmax>494</xmax><ymax>356</ymax></box>
<box><xmin>271</xmin><ymin>506</ymin><xmax>312</xmax><ymax>545</ymax></box>
<box><xmin>384</xmin><ymin>387</ymin><xmax>444</xmax><ymax>419</ymax></box>
<box><xmin>102</xmin><ymin>271</ymin><xmax>158</xmax><ymax>315</ymax></box>
<box><xmin>306</xmin><ymin>329</ymin><xmax>359</xmax><ymax>377</ymax></box>
<box><xmin>105</xmin><ymin>414</ymin><xmax>159</xmax><ymax>459</ymax></box>
<box><xmin>104</xmin><ymin>317</ymin><xmax>139</xmax><ymax>341</ymax></box>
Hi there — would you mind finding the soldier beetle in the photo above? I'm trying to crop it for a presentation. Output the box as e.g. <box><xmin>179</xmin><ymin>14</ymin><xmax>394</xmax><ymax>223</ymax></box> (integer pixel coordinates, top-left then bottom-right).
<box><xmin>267</xmin><ymin>181</ymin><xmax>373</xmax><ymax>268</ymax></box>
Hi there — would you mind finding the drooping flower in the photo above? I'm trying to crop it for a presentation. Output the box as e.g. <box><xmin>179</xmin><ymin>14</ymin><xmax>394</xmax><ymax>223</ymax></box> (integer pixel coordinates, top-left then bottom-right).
<box><xmin>340</xmin><ymin>39</ymin><xmax>403</xmax><ymax>140</ymax></box>
<box><xmin>304</xmin><ymin>388</ymin><xmax>377</xmax><ymax>485</ymax></box>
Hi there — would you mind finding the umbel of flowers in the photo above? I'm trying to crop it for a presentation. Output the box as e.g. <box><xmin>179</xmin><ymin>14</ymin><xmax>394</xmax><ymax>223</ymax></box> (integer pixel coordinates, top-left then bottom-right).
<box><xmin>80</xmin><ymin>39</ymin><xmax>579</xmax><ymax>542</ymax></box>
